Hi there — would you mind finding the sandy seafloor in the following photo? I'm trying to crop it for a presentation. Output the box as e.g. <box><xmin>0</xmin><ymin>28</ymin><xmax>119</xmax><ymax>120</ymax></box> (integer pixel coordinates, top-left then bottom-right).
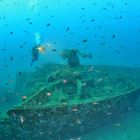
<box><xmin>81</xmin><ymin>107</ymin><xmax>140</xmax><ymax>140</ymax></box>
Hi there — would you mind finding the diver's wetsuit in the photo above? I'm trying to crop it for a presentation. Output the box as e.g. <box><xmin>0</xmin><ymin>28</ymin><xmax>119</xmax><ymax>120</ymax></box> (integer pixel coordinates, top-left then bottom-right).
<box><xmin>67</xmin><ymin>49</ymin><xmax>80</xmax><ymax>67</ymax></box>
<box><xmin>31</xmin><ymin>46</ymin><xmax>39</xmax><ymax>66</ymax></box>
<box><xmin>61</xmin><ymin>49</ymin><xmax>92</xmax><ymax>68</ymax></box>
<box><xmin>61</xmin><ymin>49</ymin><xmax>80</xmax><ymax>68</ymax></box>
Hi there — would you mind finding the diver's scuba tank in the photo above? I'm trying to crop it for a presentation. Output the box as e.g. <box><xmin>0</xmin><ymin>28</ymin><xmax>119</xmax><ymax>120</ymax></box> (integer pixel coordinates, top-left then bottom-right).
<box><xmin>34</xmin><ymin>32</ymin><xmax>46</xmax><ymax>53</ymax></box>
<box><xmin>30</xmin><ymin>32</ymin><xmax>41</xmax><ymax>66</ymax></box>
<box><xmin>34</xmin><ymin>32</ymin><xmax>41</xmax><ymax>46</ymax></box>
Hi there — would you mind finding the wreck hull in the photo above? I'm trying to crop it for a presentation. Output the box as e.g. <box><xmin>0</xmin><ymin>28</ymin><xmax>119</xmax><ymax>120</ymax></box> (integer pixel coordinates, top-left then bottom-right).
<box><xmin>7</xmin><ymin>88</ymin><xmax>140</xmax><ymax>139</ymax></box>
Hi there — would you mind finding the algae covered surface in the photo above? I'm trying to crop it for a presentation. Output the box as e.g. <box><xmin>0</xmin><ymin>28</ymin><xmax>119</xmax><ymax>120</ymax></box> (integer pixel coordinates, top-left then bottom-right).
<box><xmin>16</xmin><ymin>64</ymin><xmax>140</xmax><ymax>109</ymax></box>
<box><xmin>1</xmin><ymin>64</ymin><xmax>140</xmax><ymax>140</ymax></box>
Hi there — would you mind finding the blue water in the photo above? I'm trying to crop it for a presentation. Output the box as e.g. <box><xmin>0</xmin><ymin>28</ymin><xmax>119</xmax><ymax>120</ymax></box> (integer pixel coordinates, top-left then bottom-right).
<box><xmin>0</xmin><ymin>0</ymin><xmax>140</xmax><ymax>139</ymax></box>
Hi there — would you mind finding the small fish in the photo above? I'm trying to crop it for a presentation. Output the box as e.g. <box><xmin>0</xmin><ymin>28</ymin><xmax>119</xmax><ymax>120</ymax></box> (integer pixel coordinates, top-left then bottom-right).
<box><xmin>19</xmin><ymin>45</ymin><xmax>24</xmax><ymax>48</ymax></box>
<box><xmin>93</xmin><ymin>102</ymin><xmax>99</xmax><ymax>105</ymax></box>
<box><xmin>72</xmin><ymin>108</ymin><xmax>78</xmax><ymax>112</ymax></box>
<box><xmin>65</xmin><ymin>27</ymin><xmax>70</xmax><ymax>31</ymax></box>
<box><xmin>47</xmin><ymin>92</ymin><xmax>51</xmax><ymax>96</ymax></box>
<box><xmin>20</xmin><ymin>116</ymin><xmax>24</xmax><ymax>123</ymax></box>
<box><xmin>10</xmin><ymin>57</ymin><xmax>14</xmax><ymax>61</ymax></box>
<box><xmin>114</xmin><ymin>123</ymin><xmax>121</xmax><ymax>127</ymax></box>
<box><xmin>82</xmin><ymin>39</ymin><xmax>88</xmax><ymax>42</ymax></box>
<box><xmin>82</xmin><ymin>82</ymin><xmax>87</xmax><ymax>86</ymax></box>
<box><xmin>22</xmin><ymin>96</ymin><xmax>28</xmax><ymax>100</ymax></box>
<box><xmin>107</xmin><ymin>112</ymin><xmax>112</xmax><ymax>115</ymax></box>
<box><xmin>97</xmin><ymin>78</ymin><xmax>103</xmax><ymax>82</ymax></box>
<box><xmin>112</xmin><ymin>34</ymin><xmax>116</xmax><ymax>38</ymax></box>
<box><xmin>24</xmin><ymin>30</ymin><xmax>31</xmax><ymax>35</ymax></box>
<box><xmin>81</xmin><ymin>7</ymin><xmax>85</xmax><ymax>10</ymax></box>
<box><xmin>88</xmin><ymin>66</ymin><xmax>94</xmax><ymax>72</ymax></box>
<box><xmin>52</xmin><ymin>49</ymin><xmax>57</xmax><ymax>52</ymax></box>
<box><xmin>46</xmin><ymin>23</ymin><xmax>51</xmax><ymax>27</ymax></box>
<box><xmin>26</xmin><ymin>18</ymin><xmax>30</xmax><ymax>20</ymax></box>
<box><xmin>82</xmin><ymin>53</ymin><xmax>92</xmax><ymax>59</ymax></box>
<box><xmin>62</xmin><ymin>79</ymin><xmax>67</xmax><ymax>84</ymax></box>
<box><xmin>2</xmin><ymin>48</ymin><xmax>6</xmax><ymax>51</ymax></box>
<box><xmin>91</xmin><ymin>19</ymin><xmax>95</xmax><ymax>22</ymax></box>
<box><xmin>10</xmin><ymin>32</ymin><xmax>14</xmax><ymax>34</ymax></box>
<box><xmin>76</xmin><ymin>119</ymin><xmax>81</xmax><ymax>124</ymax></box>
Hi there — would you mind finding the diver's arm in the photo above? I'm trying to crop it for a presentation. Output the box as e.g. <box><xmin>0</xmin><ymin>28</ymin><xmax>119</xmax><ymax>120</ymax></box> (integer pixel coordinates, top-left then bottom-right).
<box><xmin>78</xmin><ymin>51</ymin><xmax>87</xmax><ymax>57</ymax></box>
<box><xmin>78</xmin><ymin>51</ymin><xmax>92</xmax><ymax>58</ymax></box>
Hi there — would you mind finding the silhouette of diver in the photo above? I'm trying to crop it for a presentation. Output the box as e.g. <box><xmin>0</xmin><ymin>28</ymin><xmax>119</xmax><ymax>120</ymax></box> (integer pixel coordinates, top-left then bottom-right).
<box><xmin>60</xmin><ymin>49</ymin><xmax>92</xmax><ymax>68</ymax></box>
<box><xmin>30</xmin><ymin>45</ymin><xmax>39</xmax><ymax>66</ymax></box>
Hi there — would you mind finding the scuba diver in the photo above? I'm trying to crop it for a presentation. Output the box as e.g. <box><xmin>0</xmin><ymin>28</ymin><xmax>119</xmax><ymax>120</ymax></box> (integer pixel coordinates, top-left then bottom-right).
<box><xmin>30</xmin><ymin>44</ymin><xmax>46</xmax><ymax>66</ymax></box>
<box><xmin>60</xmin><ymin>49</ymin><xmax>92</xmax><ymax>68</ymax></box>
<box><xmin>30</xmin><ymin>32</ymin><xmax>41</xmax><ymax>66</ymax></box>
<box><xmin>30</xmin><ymin>32</ymin><xmax>46</xmax><ymax>66</ymax></box>
<box><xmin>30</xmin><ymin>45</ymin><xmax>39</xmax><ymax>66</ymax></box>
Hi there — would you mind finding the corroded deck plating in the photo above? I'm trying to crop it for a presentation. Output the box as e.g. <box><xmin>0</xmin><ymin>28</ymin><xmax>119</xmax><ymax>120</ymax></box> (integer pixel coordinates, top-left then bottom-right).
<box><xmin>5</xmin><ymin>64</ymin><xmax>140</xmax><ymax>139</ymax></box>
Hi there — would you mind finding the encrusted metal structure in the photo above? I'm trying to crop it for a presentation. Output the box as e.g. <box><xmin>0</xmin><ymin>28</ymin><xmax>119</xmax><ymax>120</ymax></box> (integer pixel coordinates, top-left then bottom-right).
<box><xmin>1</xmin><ymin>64</ymin><xmax>140</xmax><ymax>139</ymax></box>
